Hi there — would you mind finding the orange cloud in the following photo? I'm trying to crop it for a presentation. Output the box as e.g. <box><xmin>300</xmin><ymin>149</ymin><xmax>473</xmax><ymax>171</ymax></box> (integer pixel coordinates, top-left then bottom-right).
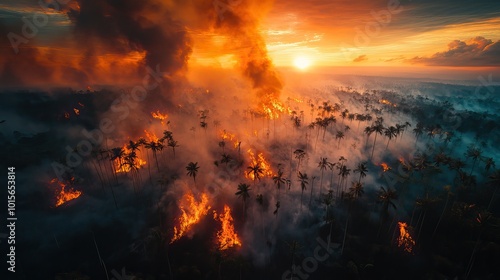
<box><xmin>408</xmin><ymin>37</ymin><xmax>500</xmax><ymax>66</ymax></box>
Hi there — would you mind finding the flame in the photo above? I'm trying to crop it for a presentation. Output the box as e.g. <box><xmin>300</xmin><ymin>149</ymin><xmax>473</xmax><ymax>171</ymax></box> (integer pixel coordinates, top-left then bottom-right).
<box><xmin>214</xmin><ymin>205</ymin><xmax>242</xmax><ymax>250</ymax></box>
<box><xmin>64</xmin><ymin>112</ymin><xmax>70</xmax><ymax>119</ymax></box>
<box><xmin>151</xmin><ymin>110</ymin><xmax>168</xmax><ymax>125</ymax></box>
<box><xmin>397</xmin><ymin>222</ymin><xmax>415</xmax><ymax>253</ymax></box>
<box><xmin>171</xmin><ymin>193</ymin><xmax>212</xmax><ymax>243</ymax></box>
<box><xmin>144</xmin><ymin>130</ymin><xmax>159</xmax><ymax>142</ymax></box>
<box><xmin>245</xmin><ymin>149</ymin><xmax>274</xmax><ymax>180</ymax></box>
<box><xmin>51</xmin><ymin>179</ymin><xmax>82</xmax><ymax>207</ymax></box>
<box><xmin>379</xmin><ymin>99</ymin><xmax>392</xmax><ymax>105</ymax></box>
<box><xmin>114</xmin><ymin>144</ymin><xmax>147</xmax><ymax>173</ymax></box>
<box><xmin>380</xmin><ymin>162</ymin><xmax>391</xmax><ymax>172</ymax></box>
<box><xmin>220</xmin><ymin>130</ymin><xmax>236</xmax><ymax>141</ymax></box>
<box><xmin>78</xmin><ymin>102</ymin><xmax>85</xmax><ymax>107</ymax></box>
<box><xmin>73</xmin><ymin>108</ymin><xmax>80</xmax><ymax>115</ymax></box>
<box><xmin>261</xmin><ymin>98</ymin><xmax>292</xmax><ymax>120</ymax></box>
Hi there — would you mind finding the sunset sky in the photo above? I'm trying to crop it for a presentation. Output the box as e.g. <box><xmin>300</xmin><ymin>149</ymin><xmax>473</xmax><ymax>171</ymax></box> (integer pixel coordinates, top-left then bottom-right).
<box><xmin>1</xmin><ymin>0</ymin><xmax>500</xmax><ymax>86</ymax></box>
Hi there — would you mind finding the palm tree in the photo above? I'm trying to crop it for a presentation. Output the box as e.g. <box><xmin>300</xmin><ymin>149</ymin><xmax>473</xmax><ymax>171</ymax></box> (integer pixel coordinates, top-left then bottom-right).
<box><xmin>235</xmin><ymin>183</ymin><xmax>251</xmax><ymax>220</ymax></box>
<box><xmin>348</xmin><ymin>181</ymin><xmax>364</xmax><ymax>200</ymax></box>
<box><xmin>384</xmin><ymin>126</ymin><xmax>398</xmax><ymax>149</ymax></box>
<box><xmin>465</xmin><ymin>145</ymin><xmax>482</xmax><ymax>176</ymax></box>
<box><xmin>335</xmin><ymin>131</ymin><xmax>344</xmax><ymax>149</ymax></box>
<box><xmin>378</xmin><ymin>186</ymin><xmax>398</xmax><ymax>216</ymax></box>
<box><xmin>327</xmin><ymin>161</ymin><xmax>336</xmax><ymax>191</ymax></box>
<box><xmin>431</xmin><ymin>185</ymin><xmax>453</xmax><ymax>240</ymax></box>
<box><xmin>353</xmin><ymin>162</ymin><xmax>368</xmax><ymax>184</ymax></box>
<box><xmin>318</xmin><ymin>157</ymin><xmax>329</xmax><ymax>196</ymax></box>
<box><xmin>272</xmin><ymin>167</ymin><xmax>286</xmax><ymax>197</ymax></box>
<box><xmin>309</xmin><ymin>176</ymin><xmax>317</xmax><ymax>206</ymax></box>
<box><xmin>337</xmin><ymin>165</ymin><xmax>351</xmax><ymax>197</ymax></box>
<box><xmin>482</xmin><ymin>157</ymin><xmax>496</xmax><ymax>173</ymax></box>
<box><xmin>110</xmin><ymin>147</ymin><xmax>125</xmax><ymax>173</ymax></box>
<box><xmin>413</xmin><ymin>123</ymin><xmax>424</xmax><ymax>144</ymax></box>
<box><xmin>247</xmin><ymin>162</ymin><xmax>264</xmax><ymax>188</ymax></box>
<box><xmin>186</xmin><ymin>162</ymin><xmax>200</xmax><ymax>184</ymax></box>
<box><xmin>370</xmin><ymin>122</ymin><xmax>384</xmax><ymax>159</ymax></box>
<box><xmin>221</xmin><ymin>153</ymin><xmax>231</xmax><ymax>166</ymax></box>
<box><xmin>293</xmin><ymin>149</ymin><xmax>306</xmax><ymax>173</ymax></box>
<box><xmin>297</xmin><ymin>172</ymin><xmax>309</xmax><ymax>211</ymax></box>
<box><xmin>167</xmin><ymin>139</ymin><xmax>179</xmax><ymax>158</ymax></box>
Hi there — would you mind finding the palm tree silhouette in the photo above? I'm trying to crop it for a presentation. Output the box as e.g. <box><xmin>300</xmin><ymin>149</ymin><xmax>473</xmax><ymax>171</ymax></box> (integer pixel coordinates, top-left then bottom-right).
<box><xmin>335</xmin><ymin>131</ymin><xmax>344</xmax><ymax>149</ymax></box>
<box><xmin>235</xmin><ymin>183</ymin><xmax>251</xmax><ymax>220</ymax></box>
<box><xmin>293</xmin><ymin>149</ymin><xmax>306</xmax><ymax>173</ymax></box>
<box><xmin>413</xmin><ymin>122</ymin><xmax>424</xmax><ymax>144</ymax></box>
<box><xmin>247</xmin><ymin>162</ymin><xmax>264</xmax><ymax>190</ymax></box>
<box><xmin>465</xmin><ymin>145</ymin><xmax>482</xmax><ymax>176</ymax></box>
<box><xmin>370</xmin><ymin>122</ymin><xmax>384</xmax><ymax>159</ymax></box>
<box><xmin>273</xmin><ymin>167</ymin><xmax>286</xmax><ymax>197</ymax></box>
<box><xmin>318</xmin><ymin>157</ymin><xmax>328</xmax><ymax>196</ymax></box>
<box><xmin>353</xmin><ymin>162</ymin><xmax>368</xmax><ymax>184</ymax></box>
<box><xmin>378</xmin><ymin>186</ymin><xmax>398</xmax><ymax>216</ymax></box>
<box><xmin>297</xmin><ymin>172</ymin><xmax>309</xmax><ymax>211</ymax></box>
<box><xmin>384</xmin><ymin>126</ymin><xmax>398</xmax><ymax>149</ymax></box>
<box><xmin>186</xmin><ymin>162</ymin><xmax>200</xmax><ymax>184</ymax></box>
<box><xmin>167</xmin><ymin>139</ymin><xmax>179</xmax><ymax>158</ymax></box>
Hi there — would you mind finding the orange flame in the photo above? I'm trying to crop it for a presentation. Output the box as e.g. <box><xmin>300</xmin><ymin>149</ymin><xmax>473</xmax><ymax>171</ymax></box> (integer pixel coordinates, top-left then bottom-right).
<box><xmin>397</xmin><ymin>222</ymin><xmax>415</xmax><ymax>253</ymax></box>
<box><xmin>51</xmin><ymin>179</ymin><xmax>82</xmax><ymax>207</ymax></box>
<box><xmin>73</xmin><ymin>108</ymin><xmax>80</xmax><ymax>115</ymax></box>
<box><xmin>114</xmin><ymin>145</ymin><xmax>147</xmax><ymax>173</ymax></box>
<box><xmin>151</xmin><ymin>110</ymin><xmax>168</xmax><ymax>125</ymax></box>
<box><xmin>214</xmin><ymin>205</ymin><xmax>242</xmax><ymax>250</ymax></box>
<box><xmin>262</xmin><ymin>98</ymin><xmax>292</xmax><ymax>120</ymax></box>
<box><xmin>144</xmin><ymin>130</ymin><xmax>159</xmax><ymax>142</ymax></box>
<box><xmin>171</xmin><ymin>193</ymin><xmax>212</xmax><ymax>243</ymax></box>
<box><xmin>64</xmin><ymin>112</ymin><xmax>70</xmax><ymax>119</ymax></box>
<box><xmin>245</xmin><ymin>149</ymin><xmax>274</xmax><ymax>180</ymax></box>
<box><xmin>380</xmin><ymin>162</ymin><xmax>391</xmax><ymax>172</ymax></box>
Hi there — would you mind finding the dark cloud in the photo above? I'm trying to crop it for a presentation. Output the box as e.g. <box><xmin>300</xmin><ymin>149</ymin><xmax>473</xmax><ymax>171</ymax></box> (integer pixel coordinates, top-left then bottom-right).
<box><xmin>408</xmin><ymin>37</ymin><xmax>500</xmax><ymax>66</ymax></box>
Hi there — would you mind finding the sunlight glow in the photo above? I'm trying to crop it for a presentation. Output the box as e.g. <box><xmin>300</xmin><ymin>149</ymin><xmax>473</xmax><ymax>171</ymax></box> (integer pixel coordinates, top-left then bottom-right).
<box><xmin>293</xmin><ymin>56</ymin><xmax>312</xmax><ymax>70</ymax></box>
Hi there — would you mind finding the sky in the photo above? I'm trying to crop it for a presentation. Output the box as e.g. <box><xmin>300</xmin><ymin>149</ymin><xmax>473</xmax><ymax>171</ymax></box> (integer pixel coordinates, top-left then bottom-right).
<box><xmin>1</xmin><ymin>0</ymin><xmax>500</xmax><ymax>86</ymax></box>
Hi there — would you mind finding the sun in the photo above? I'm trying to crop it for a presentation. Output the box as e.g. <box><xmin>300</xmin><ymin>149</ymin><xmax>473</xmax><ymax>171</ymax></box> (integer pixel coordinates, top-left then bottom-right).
<box><xmin>293</xmin><ymin>56</ymin><xmax>312</xmax><ymax>70</ymax></box>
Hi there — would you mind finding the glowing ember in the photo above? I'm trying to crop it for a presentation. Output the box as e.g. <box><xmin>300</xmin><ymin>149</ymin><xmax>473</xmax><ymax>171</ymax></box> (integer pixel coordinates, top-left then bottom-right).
<box><xmin>245</xmin><ymin>149</ymin><xmax>274</xmax><ymax>180</ymax></box>
<box><xmin>214</xmin><ymin>205</ymin><xmax>242</xmax><ymax>250</ymax></box>
<box><xmin>51</xmin><ymin>179</ymin><xmax>82</xmax><ymax>207</ymax></box>
<box><xmin>78</xmin><ymin>102</ymin><xmax>85</xmax><ymax>107</ymax></box>
<box><xmin>64</xmin><ymin>112</ymin><xmax>70</xmax><ymax>119</ymax></box>
<box><xmin>151</xmin><ymin>110</ymin><xmax>168</xmax><ymax>125</ymax></box>
<box><xmin>171</xmin><ymin>193</ymin><xmax>212</xmax><ymax>243</ymax></box>
<box><xmin>73</xmin><ymin>108</ymin><xmax>80</xmax><ymax>115</ymax></box>
<box><xmin>380</xmin><ymin>162</ymin><xmax>391</xmax><ymax>172</ymax></box>
<box><xmin>379</xmin><ymin>99</ymin><xmax>391</xmax><ymax>105</ymax></box>
<box><xmin>397</xmin><ymin>222</ymin><xmax>415</xmax><ymax>253</ymax></box>
<box><xmin>144</xmin><ymin>130</ymin><xmax>160</xmax><ymax>142</ymax></box>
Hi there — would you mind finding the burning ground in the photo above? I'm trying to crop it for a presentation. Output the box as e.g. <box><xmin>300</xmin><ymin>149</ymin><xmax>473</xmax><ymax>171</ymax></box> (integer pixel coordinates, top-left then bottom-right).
<box><xmin>1</xmin><ymin>75</ymin><xmax>499</xmax><ymax>279</ymax></box>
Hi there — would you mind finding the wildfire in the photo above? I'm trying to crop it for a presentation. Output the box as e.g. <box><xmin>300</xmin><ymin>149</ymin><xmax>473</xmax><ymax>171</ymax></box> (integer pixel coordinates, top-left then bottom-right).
<box><xmin>73</xmin><ymin>108</ymin><xmax>80</xmax><ymax>115</ymax></box>
<box><xmin>245</xmin><ymin>149</ymin><xmax>274</xmax><ymax>180</ymax></box>
<box><xmin>151</xmin><ymin>110</ymin><xmax>168</xmax><ymax>125</ymax></box>
<box><xmin>144</xmin><ymin>129</ymin><xmax>160</xmax><ymax>142</ymax></box>
<box><xmin>114</xmin><ymin>145</ymin><xmax>147</xmax><ymax>173</ymax></box>
<box><xmin>171</xmin><ymin>193</ymin><xmax>212</xmax><ymax>243</ymax></box>
<box><xmin>380</xmin><ymin>162</ymin><xmax>391</xmax><ymax>172</ymax></box>
<box><xmin>262</xmin><ymin>98</ymin><xmax>292</xmax><ymax>120</ymax></box>
<box><xmin>214</xmin><ymin>205</ymin><xmax>242</xmax><ymax>250</ymax></box>
<box><xmin>50</xmin><ymin>178</ymin><xmax>82</xmax><ymax>207</ymax></box>
<box><xmin>397</xmin><ymin>222</ymin><xmax>415</xmax><ymax>253</ymax></box>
